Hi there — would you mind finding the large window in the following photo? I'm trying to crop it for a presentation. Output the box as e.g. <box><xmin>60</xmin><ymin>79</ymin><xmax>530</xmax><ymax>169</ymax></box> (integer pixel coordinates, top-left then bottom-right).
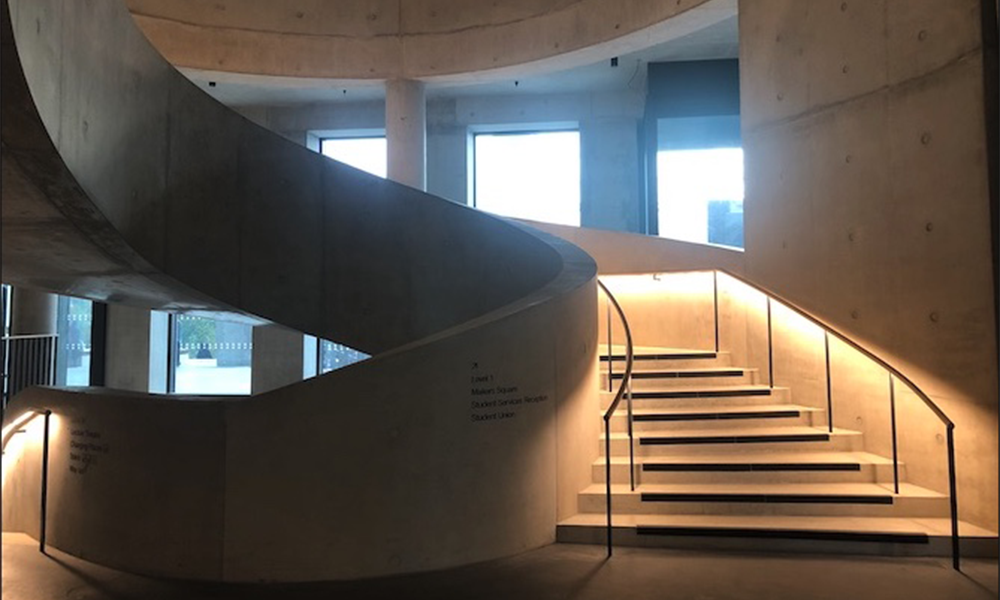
<box><xmin>170</xmin><ymin>314</ymin><xmax>252</xmax><ymax>395</ymax></box>
<box><xmin>473</xmin><ymin>129</ymin><xmax>581</xmax><ymax>226</ymax></box>
<box><xmin>55</xmin><ymin>296</ymin><xmax>93</xmax><ymax>386</ymax></box>
<box><xmin>321</xmin><ymin>136</ymin><xmax>387</xmax><ymax>178</ymax></box>
<box><xmin>655</xmin><ymin>115</ymin><xmax>744</xmax><ymax>249</ymax></box>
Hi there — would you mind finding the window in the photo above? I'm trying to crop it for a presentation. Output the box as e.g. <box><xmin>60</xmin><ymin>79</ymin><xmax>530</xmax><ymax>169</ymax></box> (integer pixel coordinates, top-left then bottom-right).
<box><xmin>170</xmin><ymin>315</ymin><xmax>252</xmax><ymax>395</ymax></box>
<box><xmin>55</xmin><ymin>296</ymin><xmax>93</xmax><ymax>386</ymax></box>
<box><xmin>473</xmin><ymin>130</ymin><xmax>581</xmax><ymax>226</ymax></box>
<box><xmin>655</xmin><ymin>116</ymin><xmax>744</xmax><ymax>249</ymax></box>
<box><xmin>318</xmin><ymin>340</ymin><xmax>367</xmax><ymax>374</ymax></box>
<box><xmin>321</xmin><ymin>136</ymin><xmax>387</xmax><ymax>178</ymax></box>
<box><xmin>657</xmin><ymin>147</ymin><xmax>744</xmax><ymax>248</ymax></box>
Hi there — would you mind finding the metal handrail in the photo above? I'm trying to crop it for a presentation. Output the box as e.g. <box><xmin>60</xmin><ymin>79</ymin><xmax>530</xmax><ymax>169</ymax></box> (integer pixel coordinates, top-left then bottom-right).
<box><xmin>597</xmin><ymin>279</ymin><xmax>634</xmax><ymax>557</ymax></box>
<box><xmin>707</xmin><ymin>268</ymin><xmax>960</xmax><ymax>571</ymax></box>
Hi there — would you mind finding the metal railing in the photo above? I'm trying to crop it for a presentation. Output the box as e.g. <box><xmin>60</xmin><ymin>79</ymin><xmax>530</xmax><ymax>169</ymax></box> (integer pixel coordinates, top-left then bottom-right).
<box><xmin>711</xmin><ymin>269</ymin><xmax>959</xmax><ymax>570</ymax></box>
<box><xmin>2</xmin><ymin>334</ymin><xmax>58</xmax><ymax>418</ymax></box>
<box><xmin>598</xmin><ymin>270</ymin><xmax>960</xmax><ymax>570</ymax></box>
<box><xmin>1</xmin><ymin>408</ymin><xmax>52</xmax><ymax>554</ymax></box>
<box><xmin>598</xmin><ymin>279</ymin><xmax>634</xmax><ymax>557</ymax></box>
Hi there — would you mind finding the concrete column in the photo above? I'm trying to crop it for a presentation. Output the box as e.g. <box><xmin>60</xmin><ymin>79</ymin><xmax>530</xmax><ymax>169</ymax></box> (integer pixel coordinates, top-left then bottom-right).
<box><xmin>10</xmin><ymin>288</ymin><xmax>57</xmax><ymax>335</ymax></box>
<box><xmin>105</xmin><ymin>304</ymin><xmax>153</xmax><ymax>392</ymax></box>
<box><xmin>580</xmin><ymin>117</ymin><xmax>642</xmax><ymax>233</ymax></box>
<box><xmin>385</xmin><ymin>79</ymin><xmax>426</xmax><ymax>190</ymax></box>
<box><xmin>251</xmin><ymin>325</ymin><xmax>305</xmax><ymax>394</ymax></box>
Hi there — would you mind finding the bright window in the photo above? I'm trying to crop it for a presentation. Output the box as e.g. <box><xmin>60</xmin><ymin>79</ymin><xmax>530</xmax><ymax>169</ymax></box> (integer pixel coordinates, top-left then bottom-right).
<box><xmin>657</xmin><ymin>147</ymin><xmax>744</xmax><ymax>249</ymax></box>
<box><xmin>55</xmin><ymin>296</ymin><xmax>93</xmax><ymax>386</ymax></box>
<box><xmin>319</xmin><ymin>340</ymin><xmax>367</xmax><ymax>374</ymax></box>
<box><xmin>170</xmin><ymin>315</ymin><xmax>252</xmax><ymax>395</ymax></box>
<box><xmin>474</xmin><ymin>130</ymin><xmax>581</xmax><ymax>226</ymax></box>
<box><xmin>321</xmin><ymin>137</ymin><xmax>387</xmax><ymax>178</ymax></box>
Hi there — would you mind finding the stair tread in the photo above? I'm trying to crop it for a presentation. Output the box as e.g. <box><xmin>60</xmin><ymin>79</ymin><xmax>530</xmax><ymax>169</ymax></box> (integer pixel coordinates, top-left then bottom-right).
<box><xmin>610</xmin><ymin>404</ymin><xmax>820</xmax><ymax>417</ymax></box>
<box><xmin>596</xmin><ymin>451</ymin><xmax>895</xmax><ymax>466</ymax></box>
<box><xmin>630</xmin><ymin>385</ymin><xmax>782</xmax><ymax>395</ymax></box>
<box><xmin>603</xmin><ymin>426</ymin><xmax>858</xmax><ymax>440</ymax></box>
<box><xmin>617</xmin><ymin>367</ymin><xmax>753</xmax><ymax>376</ymax></box>
<box><xmin>604</xmin><ymin>346</ymin><xmax>716</xmax><ymax>354</ymax></box>
<box><xmin>558</xmin><ymin>514</ymin><xmax>994</xmax><ymax>537</ymax></box>
<box><xmin>581</xmin><ymin>481</ymin><xmax>945</xmax><ymax>498</ymax></box>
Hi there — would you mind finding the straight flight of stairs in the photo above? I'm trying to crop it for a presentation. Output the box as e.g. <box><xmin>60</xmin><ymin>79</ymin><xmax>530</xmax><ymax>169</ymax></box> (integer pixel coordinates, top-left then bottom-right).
<box><xmin>558</xmin><ymin>346</ymin><xmax>996</xmax><ymax>556</ymax></box>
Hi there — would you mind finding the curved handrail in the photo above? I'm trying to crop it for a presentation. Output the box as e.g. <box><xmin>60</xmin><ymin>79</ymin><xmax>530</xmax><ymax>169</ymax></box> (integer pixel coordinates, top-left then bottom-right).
<box><xmin>714</xmin><ymin>269</ymin><xmax>953</xmax><ymax>427</ymax></box>
<box><xmin>705</xmin><ymin>268</ymin><xmax>958</xmax><ymax>570</ymax></box>
<box><xmin>597</xmin><ymin>279</ymin><xmax>634</xmax><ymax>557</ymax></box>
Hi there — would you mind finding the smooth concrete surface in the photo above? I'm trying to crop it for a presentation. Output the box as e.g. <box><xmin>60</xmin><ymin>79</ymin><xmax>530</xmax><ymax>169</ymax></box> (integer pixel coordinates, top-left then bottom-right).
<box><xmin>2</xmin><ymin>534</ymin><xmax>997</xmax><ymax>600</ymax></box>
<box><xmin>739</xmin><ymin>0</ymin><xmax>999</xmax><ymax>531</ymax></box>
<box><xmin>385</xmin><ymin>78</ymin><xmax>427</xmax><ymax>190</ymax></box>
<box><xmin>9</xmin><ymin>288</ymin><xmax>56</xmax><ymax>335</ymax></box>
<box><xmin>105</xmin><ymin>304</ymin><xmax>152</xmax><ymax>393</ymax></box>
<box><xmin>527</xmin><ymin>220</ymin><xmax>747</xmax><ymax>274</ymax></box>
<box><xmin>2</xmin><ymin>0</ymin><xmax>599</xmax><ymax>583</ymax></box>
<box><xmin>3</xmin><ymin>0</ymin><xmax>565</xmax><ymax>354</ymax></box>
<box><xmin>123</xmin><ymin>0</ymin><xmax>733</xmax><ymax>80</ymax></box>
<box><xmin>250</xmin><ymin>324</ymin><xmax>304</xmax><ymax>394</ymax></box>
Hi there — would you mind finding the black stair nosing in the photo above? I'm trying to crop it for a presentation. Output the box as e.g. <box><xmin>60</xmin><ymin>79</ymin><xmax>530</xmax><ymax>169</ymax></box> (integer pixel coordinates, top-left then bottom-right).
<box><xmin>633</xmin><ymin>410</ymin><xmax>801</xmax><ymax>422</ymax></box>
<box><xmin>639</xmin><ymin>492</ymin><xmax>894</xmax><ymax>505</ymax></box>
<box><xmin>642</xmin><ymin>462</ymin><xmax>862</xmax><ymax>473</ymax></box>
<box><xmin>633</xmin><ymin>388</ymin><xmax>773</xmax><ymax>399</ymax></box>
<box><xmin>635</xmin><ymin>525</ymin><xmax>928</xmax><ymax>545</ymax></box>
<box><xmin>601</xmin><ymin>352</ymin><xmax>718</xmax><ymax>362</ymax></box>
<box><xmin>612</xmin><ymin>369</ymin><xmax>746</xmax><ymax>380</ymax></box>
<box><xmin>639</xmin><ymin>433</ymin><xmax>830</xmax><ymax>446</ymax></box>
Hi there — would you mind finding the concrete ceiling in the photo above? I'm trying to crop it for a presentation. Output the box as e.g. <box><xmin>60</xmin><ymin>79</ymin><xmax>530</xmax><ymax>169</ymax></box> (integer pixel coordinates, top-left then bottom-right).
<box><xmin>182</xmin><ymin>14</ymin><xmax>738</xmax><ymax>107</ymax></box>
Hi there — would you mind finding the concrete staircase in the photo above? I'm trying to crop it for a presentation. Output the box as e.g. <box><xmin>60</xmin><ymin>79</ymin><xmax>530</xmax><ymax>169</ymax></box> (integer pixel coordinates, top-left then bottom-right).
<box><xmin>557</xmin><ymin>346</ymin><xmax>993</xmax><ymax>556</ymax></box>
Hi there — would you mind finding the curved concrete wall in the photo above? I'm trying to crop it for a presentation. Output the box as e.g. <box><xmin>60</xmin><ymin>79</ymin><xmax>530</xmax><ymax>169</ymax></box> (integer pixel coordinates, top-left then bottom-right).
<box><xmin>122</xmin><ymin>0</ymin><xmax>730</xmax><ymax>80</ymax></box>
<box><xmin>739</xmin><ymin>0</ymin><xmax>998</xmax><ymax>531</ymax></box>
<box><xmin>1</xmin><ymin>0</ymin><xmax>598</xmax><ymax>581</ymax></box>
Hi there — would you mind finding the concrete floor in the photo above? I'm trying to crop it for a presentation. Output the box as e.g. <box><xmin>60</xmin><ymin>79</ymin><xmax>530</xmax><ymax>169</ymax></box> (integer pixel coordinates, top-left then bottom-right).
<box><xmin>2</xmin><ymin>533</ymin><xmax>996</xmax><ymax>600</ymax></box>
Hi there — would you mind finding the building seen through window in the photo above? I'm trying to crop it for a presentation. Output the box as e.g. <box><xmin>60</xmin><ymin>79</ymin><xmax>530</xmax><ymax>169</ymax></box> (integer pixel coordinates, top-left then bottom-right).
<box><xmin>171</xmin><ymin>314</ymin><xmax>253</xmax><ymax>395</ymax></box>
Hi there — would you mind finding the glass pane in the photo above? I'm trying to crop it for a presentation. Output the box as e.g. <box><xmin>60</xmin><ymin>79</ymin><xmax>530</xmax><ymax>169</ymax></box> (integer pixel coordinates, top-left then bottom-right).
<box><xmin>657</xmin><ymin>147</ymin><xmax>744</xmax><ymax>249</ymax></box>
<box><xmin>321</xmin><ymin>137</ymin><xmax>387</xmax><ymax>178</ymax></box>
<box><xmin>56</xmin><ymin>296</ymin><xmax>93</xmax><ymax>386</ymax></box>
<box><xmin>474</xmin><ymin>130</ymin><xmax>581</xmax><ymax>226</ymax></box>
<box><xmin>172</xmin><ymin>315</ymin><xmax>252</xmax><ymax>395</ymax></box>
<box><xmin>319</xmin><ymin>340</ymin><xmax>367</xmax><ymax>374</ymax></box>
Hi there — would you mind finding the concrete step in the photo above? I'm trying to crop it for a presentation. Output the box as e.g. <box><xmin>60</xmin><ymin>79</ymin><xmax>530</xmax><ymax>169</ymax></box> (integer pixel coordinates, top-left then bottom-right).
<box><xmin>602</xmin><ymin>367</ymin><xmax>758</xmax><ymax>390</ymax></box>
<box><xmin>556</xmin><ymin>514</ymin><xmax>999</xmax><ymax>557</ymax></box>
<box><xmin>577</xmin><ymin>482</ymin><xmax>948</xmax><ymax>517</ymax></box>
<box><xmin>607</xmin><ymin>405</ymin><xmax>823</xmax><ymax>432</ymax></box>
<box><xmin>593</xmin><ymin>452</ymin><xmax>900</xmax><ymax>485</ymax></box>
<box><xmin>601</xmin><ymin>426</ymin><xmax>863</xmax><ymax>455</ymax></box>
<box><xmin>600</xmin><ymin>347</ymin><xmax>732</xmax><ymax>369</ymax></box>
<box><xmin>601</xmin><ymin>386</ymin><xmax>791</xmax><ymax>410</ymax></box>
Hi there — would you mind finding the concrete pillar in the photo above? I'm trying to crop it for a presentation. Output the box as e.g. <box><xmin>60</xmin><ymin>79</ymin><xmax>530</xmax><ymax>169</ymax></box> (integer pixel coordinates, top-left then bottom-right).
<box><xmin>105</xmin><ymin>304</ymin><xmax>153</xmax><ymax>392</ymax></box>
<box><xmin>251</xmin><ymin>325</ymin><xmax>305</xmax><ymax>394</ymax></box>
<box><xmin>580</xmin><ymin>117</ymin><xmax>642</xmax><ymax>233</ymax></box>
<box><xmin>10</xmin><ymin>288</ymin><xmax>57</xmax><ymax>335</ymax></box>
<box><xmin>385</xmin><ymin>79</ymin><xmax>427</xmax><ymax>190</ymax></box>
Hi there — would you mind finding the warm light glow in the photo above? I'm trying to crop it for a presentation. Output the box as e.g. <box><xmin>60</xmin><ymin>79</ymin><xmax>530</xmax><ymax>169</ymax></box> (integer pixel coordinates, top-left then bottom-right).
<box><xmin>1</xmin><ymin>412</ymin><xmax>45</xmax><ymax>490</ymax></box>
<box><xmin>601</xmin><ymin>271</ymin><xmax>715</xmax><ymax>298</ymax></box>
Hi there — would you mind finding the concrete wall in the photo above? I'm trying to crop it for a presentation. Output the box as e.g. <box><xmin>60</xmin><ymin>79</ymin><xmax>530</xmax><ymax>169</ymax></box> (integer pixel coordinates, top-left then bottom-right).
<box><xmin>2</xmin><ymin>242</ymin><xmax>596</xmax><ymax>582</ymax></box>
<box><xmin>740</xmin><ymin>0</ymin><xmax>998</xmax><ymax>530</ymax></box>
<box><xmin>123</xmin><ymin>0</ymin><xmax>729</xmax><ymax>79</ymax></box>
